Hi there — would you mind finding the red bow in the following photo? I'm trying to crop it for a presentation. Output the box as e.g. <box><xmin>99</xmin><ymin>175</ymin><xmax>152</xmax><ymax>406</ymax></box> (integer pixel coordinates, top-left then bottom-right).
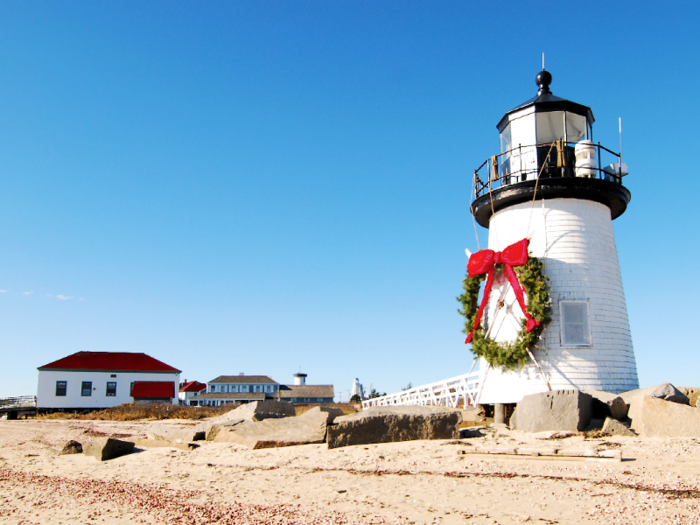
<box><xmin>465</xmin><ymin>238</ymin><xmax>540</xmax><ymax>344</ymax></box>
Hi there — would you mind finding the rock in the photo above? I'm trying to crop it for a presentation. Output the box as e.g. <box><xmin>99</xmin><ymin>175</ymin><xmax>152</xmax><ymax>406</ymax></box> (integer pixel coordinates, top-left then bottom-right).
<box><xmin>689</xmin><ymin>391</ymin><xmax>700</xmax><ymax>408</ymax></box>
<box><xmin>621</xmin><ymin>383</ymin><xmax>689</xmax><ymax>406</ymax></box>
<box><xmin>584</xmin><ymin>390</ymin><xmax>628</xmax><ymax>421</ymax></box>
<box><xmin>59</xmin><ymin>440</ymin><xmax>83</xmax><ymax>455</ymax></box>
<box><xmin>326</xmin><ymin>406</ymin><xmax>462</xmax><ymax>449</ymax></box>
<box><xmin>630</xmin><ymin>396</ymin><xmax>700</xmax><ymax>437</ymax></box>
<box><xmin>83</xmin><ymin>437</ymin><xmax>135</xmax><ymax>461</ymax></box>
<box><xmin>147</xmin><ymin>423</ymin><xmax>205</xmax><ymax>443</ymax></box>
<box><xmin>584</xmin><ymin>419</ymin><xmax>604</xmax><ymax>431</ymax></box>
<box><xmin>510</xmin><ymin>390</ymin><xmax>592</xmax><ymax>433</ymax></box>
<box><xmin>199</xmin><ymin>400</ymin><xmax>296</xmax><ymax>440</ymax></box>
<box><xmin>214</xmin><ymin>406</ymin><xmax>344</xmax><ymax>449</ymax></box>
<box><xmin>621</xmin><ymin>383</ymin><xmax>690</xmax><ymax>430</ymax></box>
<box><xmin>601</xmin><ymin>417</ymin><xmax>636</xmax><ymax>437</ymax></box>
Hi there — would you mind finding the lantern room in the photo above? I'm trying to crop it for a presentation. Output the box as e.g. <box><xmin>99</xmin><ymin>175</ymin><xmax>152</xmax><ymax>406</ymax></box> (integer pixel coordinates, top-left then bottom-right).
<box><xmin>471</xmin><ymin>69</ymin><xmax>630</xmax><ymax>229</ymax></box>
<box><xmin>497</xmin><ymin>70</ymin><xmax>594</xmax><ymax>183</ymax></box>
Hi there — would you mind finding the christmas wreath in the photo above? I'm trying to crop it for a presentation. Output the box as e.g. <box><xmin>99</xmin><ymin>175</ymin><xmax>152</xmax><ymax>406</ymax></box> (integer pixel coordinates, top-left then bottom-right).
<box><xmin>457</xmin><ymin>239</ymin><xmax>551</xmax><ymax>370</ymax></box>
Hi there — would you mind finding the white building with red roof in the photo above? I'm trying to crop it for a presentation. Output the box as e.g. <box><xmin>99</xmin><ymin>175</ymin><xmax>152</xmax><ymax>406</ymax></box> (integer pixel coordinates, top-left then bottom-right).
<box><xmin>178</xmin><ymin>380</ymin><xmax>207</xmax><ymax>404</ymax></box>
<box><xmin>37</xmin><ymin>351</ymin><xmax>181</xmax><ymax>410</ymax></box>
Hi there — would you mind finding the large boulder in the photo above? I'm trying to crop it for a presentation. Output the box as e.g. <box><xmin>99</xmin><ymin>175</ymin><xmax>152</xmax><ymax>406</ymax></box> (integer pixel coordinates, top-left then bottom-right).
<box><xmin>199</xmin><ymin>400</ymin><xmax>296</xmax><ymax>439</ymax></box>
<box><xmin>630</xmin><ymin>396</ymin><xmax>700</xmax><ymax>437</ymax></box>
<box><xmin>510</xmin><ymin>390</ymin><xmax>592</xmax><ymax>433</ymax></box>
<box><xmin>326</xmin><ymin>406</ymin><xmax>462</xmax><ymax>449</ymax></box>
<box><xmin>83</xmin><ymin>437</ymin><xmax>135</xmax><ymax>461</ymax></box>
<box><xmin>214</xmin><ymin>406</ymin><xmax>344</xmax><ymax>449</ymax></box>
<box><xmin>621</xmin><ymin>383</ymin><xmax>689</xmax><ymax>429</ymax></box>
<box><xmin>147</xmin><ymin>423</ymin><xmax>205</xmax><ymax>443</ymax></box>
<box><xmin>584</xmin><ymin>390</ymin><xmax>628</xmax><ymax>421</ymax></box>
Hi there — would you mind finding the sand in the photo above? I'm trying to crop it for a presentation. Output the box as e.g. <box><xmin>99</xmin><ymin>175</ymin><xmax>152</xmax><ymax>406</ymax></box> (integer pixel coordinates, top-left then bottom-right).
<box><xmin>1</xmin><ymin>419</ymin><xmax>700</xmax><ymax>524</ymax></box>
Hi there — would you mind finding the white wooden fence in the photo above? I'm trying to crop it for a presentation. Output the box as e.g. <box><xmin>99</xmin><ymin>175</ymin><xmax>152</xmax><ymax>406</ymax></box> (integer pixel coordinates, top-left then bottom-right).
<box><xmin>361</xmin><ymin>371</ymin><xmax>481</xmax><ymax>410</ymax></box>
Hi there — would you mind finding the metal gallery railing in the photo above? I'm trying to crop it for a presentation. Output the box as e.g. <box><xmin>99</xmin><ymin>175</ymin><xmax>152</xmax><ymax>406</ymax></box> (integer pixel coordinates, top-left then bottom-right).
<box><xmin>362</xmin><ymin>371</ymin><xmax>481</xmax><ymax>410</ymax></box>
<box><xmin>474</xmin><ymin>140</ymin><xmax>626</xmax><ymax>199</ymax></box>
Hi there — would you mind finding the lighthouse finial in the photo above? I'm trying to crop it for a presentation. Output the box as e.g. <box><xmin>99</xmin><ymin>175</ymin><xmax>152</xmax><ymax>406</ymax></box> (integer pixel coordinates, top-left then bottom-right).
<box><xmin>536</xmin><ymin>69</ymin><xmax>552</xmax><ymax>96</ymax></box>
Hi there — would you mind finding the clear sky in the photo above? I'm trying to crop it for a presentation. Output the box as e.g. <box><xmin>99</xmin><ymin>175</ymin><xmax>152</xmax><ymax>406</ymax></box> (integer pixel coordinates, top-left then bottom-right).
<box><xmin>1</xmin><ymin>1</ymin><xmax>698</xmax><ymax>400</ymax></box>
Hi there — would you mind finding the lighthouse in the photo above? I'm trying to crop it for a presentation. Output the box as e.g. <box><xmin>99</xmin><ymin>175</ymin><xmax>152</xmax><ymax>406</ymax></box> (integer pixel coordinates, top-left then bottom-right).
<box><xmin>469</xmin><ymin>69</ymin><xmax>639</xmax><ymax>404</ymax></box>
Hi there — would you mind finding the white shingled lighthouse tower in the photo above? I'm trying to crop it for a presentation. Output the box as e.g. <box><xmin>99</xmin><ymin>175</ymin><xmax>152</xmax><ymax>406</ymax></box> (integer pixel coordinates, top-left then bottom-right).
<box><xmin>470</xmin><ymin>69</ymin><xmax>639</xmax><ymax>404</ymax></box>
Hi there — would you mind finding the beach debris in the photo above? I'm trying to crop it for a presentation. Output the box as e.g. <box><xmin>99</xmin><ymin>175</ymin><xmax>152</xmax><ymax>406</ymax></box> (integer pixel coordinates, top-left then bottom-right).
<box><xmin>326</xmin><ymin>405</ymin><xmax>461</xmax><ymax>449</ymax></box>
<box><xmin>83</xmin><ymin>437</ymin><xmax>135</xmax><ymax>461</ymax></box>
<box><xmin>59</xmin><ymin>440</ymin><xmax>83</xmax><ymax>455</ymax></box>
<box><xmin>214</xmin><ymin>406</ymin><xmax>343</xmax><ymax>449</ymax></box>
<box><xmin>510</xmin><ymin>390</ymin><xmax>592</xmax><ymax>433</ymax></box>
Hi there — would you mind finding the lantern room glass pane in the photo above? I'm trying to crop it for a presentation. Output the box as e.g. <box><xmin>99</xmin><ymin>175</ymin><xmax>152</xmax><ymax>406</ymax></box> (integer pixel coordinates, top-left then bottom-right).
<box><xmin>536</xmin><ymin>111</ymin><xmax>565</xmax><ymax>144</ymax></box>
<box><xmin>566</xmin><ymin>113</ymin><xmax>587</xmax><ymax>142</ymax></box>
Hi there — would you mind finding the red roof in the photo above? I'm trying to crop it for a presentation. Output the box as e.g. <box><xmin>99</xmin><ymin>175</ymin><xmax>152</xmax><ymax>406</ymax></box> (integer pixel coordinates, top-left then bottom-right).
<box><xmin>180</xmin><ymin>381</ymin><xmax>207</xmax><ymax>393</ymax></box>
<box><xmin>38</xmin><ymin>352</ymin><xmax>181</xmax><ymax>373</ymax></box>
<box><xmin>132</xmin><ymin>381</ymin><xmax>176</xmax><ymax>398</ymax></box>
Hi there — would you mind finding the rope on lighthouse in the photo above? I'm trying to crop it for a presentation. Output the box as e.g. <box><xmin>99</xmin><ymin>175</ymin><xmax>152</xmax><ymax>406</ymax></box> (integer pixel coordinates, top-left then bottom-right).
<box><xmin>525</xmin><ymin>141</ymin><xmax>557</xmax><ymax>237</ymax></box>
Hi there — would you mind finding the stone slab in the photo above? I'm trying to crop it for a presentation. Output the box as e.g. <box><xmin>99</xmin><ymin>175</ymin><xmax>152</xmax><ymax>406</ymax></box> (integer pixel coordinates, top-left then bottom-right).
<box><xmin>510</xmin><ymin>390</ymin><xmax>592</xmax><ymax>433</ymax></box>
<box><xmin>632</xmin><ymin>396</ymin><xmax>700</xmax><ymax>437</ymax></box>
<box><xmin>83</xmin><ymin>437</ymin><xmax>135</xmax><ymax>461</ymax></box>
<box><xmin>214</xmin><ymin>407</ymin><xmax>344</xmax><ymax>449</ymax></box>
<box><xmin>147</xmin><ymin>423</ymin><xmax>205</xmax><ymax>443</ymax></box>
<box><xmin>326</xmin><ymin>406</ymin><xmax>461</xmax><ymax>449</ymax></box>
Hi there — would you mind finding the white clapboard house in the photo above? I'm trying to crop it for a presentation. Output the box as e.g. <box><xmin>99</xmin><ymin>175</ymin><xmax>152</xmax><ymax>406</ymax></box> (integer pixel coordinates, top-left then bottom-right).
<box><xmin>37</xmin><ymin>351</ymin><xmax>181</xmax><ymax>410</ymax></box>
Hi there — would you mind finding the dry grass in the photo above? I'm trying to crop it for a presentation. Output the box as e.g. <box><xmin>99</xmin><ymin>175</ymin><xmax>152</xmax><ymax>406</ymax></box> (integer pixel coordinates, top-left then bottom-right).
<box><xmin>35</xmin><ymin>403</ymin><xmax>233</xmax><ymax>421</ymax></box>
<box><xmin>34</xmin><ymin>402</ymin><xmax>360</xmax><ymax>421</ymax></box>
<box><xmin>293</xmin><ymin>403</ymin><xmax>359</xmax><ymax>416</ymax></box>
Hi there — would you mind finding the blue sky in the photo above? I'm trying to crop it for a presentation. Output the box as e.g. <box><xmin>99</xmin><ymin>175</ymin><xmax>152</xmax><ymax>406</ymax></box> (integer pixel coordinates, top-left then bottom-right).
<box><xmin>1</xmin><ymin>1</ymin><xmax>698</xmax><ymax>400</ymax></box>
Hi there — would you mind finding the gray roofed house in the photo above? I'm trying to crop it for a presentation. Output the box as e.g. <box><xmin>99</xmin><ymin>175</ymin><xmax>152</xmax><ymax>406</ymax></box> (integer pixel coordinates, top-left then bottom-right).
<box><xmin>209</xmin><ymin>375</ymin><xmax>277</xmax><ymax>384</ymax></box>
<box><xmin>278</xmin><ymin>384</ymin><xmax>334</xmax><ymax>404</ymax></box>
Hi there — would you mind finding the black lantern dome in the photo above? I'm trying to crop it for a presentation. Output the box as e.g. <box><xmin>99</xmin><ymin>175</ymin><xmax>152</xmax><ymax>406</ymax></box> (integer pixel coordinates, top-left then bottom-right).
<box><xmin>470</xmin><ymin>70</ymin><xmax>630</xmax><ymax>228</ymax></box>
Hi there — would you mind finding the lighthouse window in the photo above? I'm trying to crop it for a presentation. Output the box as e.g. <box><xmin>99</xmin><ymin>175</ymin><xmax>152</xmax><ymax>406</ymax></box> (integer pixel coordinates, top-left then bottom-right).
<box><xmin>560</xmin><ymin>301</ymin><xmax>591</xmax><ymax>346</ymax></box>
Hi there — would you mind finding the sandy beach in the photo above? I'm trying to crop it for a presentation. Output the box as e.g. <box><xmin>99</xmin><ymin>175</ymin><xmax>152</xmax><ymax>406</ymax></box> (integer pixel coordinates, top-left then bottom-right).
<box><xmin>1</xmin><ymin>419</ymin><xmax>699</xmax><ymax>525</ymax></box>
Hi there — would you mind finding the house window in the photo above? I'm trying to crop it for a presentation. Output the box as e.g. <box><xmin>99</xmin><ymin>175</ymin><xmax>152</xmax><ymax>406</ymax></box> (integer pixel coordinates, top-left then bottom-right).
<box><xmin>81</xmin><ymin>381</ymin><xmax>92</xmax><ymax>397</ymax></box>
<box><xmin>254</xmin><ymin>385</ymin><xmax>262</xmax><ymax>393</ymax></box>
<box><xmin>560</xmin><ymin>301</ymin><xmax>591</xmax><ymax>346</ymax></box>
<box><xmin>210</xmin><ymin>385</ymin><xmax>217</xmax><ymax>393</ymax></box>
<box><xmin>55</xmin><ymin>381</ymin><xmax>67</xmax><ymax>397</ymax></box>
<box><xmin>106</xmin><ymin>382</ymin><xmax>117</xmax><ymax>396</ymax></box>
<box><xmin>231</xmin><ymin>385</ymin><xmax>238</xmax><ymax>393</ymax></box>
<box><xmin>304</xmin><ymin>397</ymin><xmax>311</xmax><ymax>402</ymax></box>
<box><xmin>317</xmin><ymin>398</ymin><xmax>324</xmax><ymax>402</ymax></box>
<box><xmin>240</xmin><ymin>385</ymin><xmax>249</xmax><ymax>393</ymax></box>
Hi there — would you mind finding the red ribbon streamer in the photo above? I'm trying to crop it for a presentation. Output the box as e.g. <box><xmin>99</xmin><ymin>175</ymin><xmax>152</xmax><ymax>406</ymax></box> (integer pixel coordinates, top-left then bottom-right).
<box><xmin>465</xmin><ymin>238</ymin><xmax>540</xmax><ymax>344</ymax></box>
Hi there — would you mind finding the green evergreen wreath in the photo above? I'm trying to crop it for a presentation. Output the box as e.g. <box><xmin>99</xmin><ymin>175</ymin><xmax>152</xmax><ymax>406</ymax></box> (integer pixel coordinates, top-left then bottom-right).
<box><xmin>457</xmin><ymin>256</ymin><xmax>551</xmax><ymax>370</ymax></box>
